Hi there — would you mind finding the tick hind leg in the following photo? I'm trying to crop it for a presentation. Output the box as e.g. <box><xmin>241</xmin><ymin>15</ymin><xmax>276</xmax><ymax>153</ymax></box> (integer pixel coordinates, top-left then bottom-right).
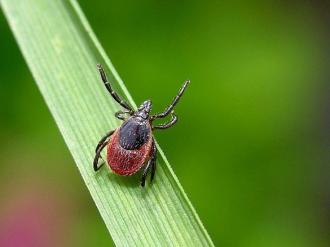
<box><xmin>94</xmin><ymin>130</ymin><xmax>114</xmax><ymax>171</ymax></box>
<box><xmin>141</xmin><ymin>140</ymin><xmax>157</xmax><ymax>187</ymax></box>
<box><xmin>95</xmin><ymin>130</ymin><xmax>114</xmax><ymax>153</ymax></box>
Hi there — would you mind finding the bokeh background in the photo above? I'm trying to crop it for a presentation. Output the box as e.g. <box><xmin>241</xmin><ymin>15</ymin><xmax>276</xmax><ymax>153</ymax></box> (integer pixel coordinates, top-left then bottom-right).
<box><xmin>0</xmin><ymin>0</ymin><xmax>329</xmax><ymax>246</ymax></box>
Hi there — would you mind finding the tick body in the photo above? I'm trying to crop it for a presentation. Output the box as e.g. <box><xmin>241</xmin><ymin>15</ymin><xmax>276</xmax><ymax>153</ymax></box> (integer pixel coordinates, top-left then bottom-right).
<box><xmin>93</xmin><ymin>64</ymin><xmax>190</xmax><ymax>187</ymax></box>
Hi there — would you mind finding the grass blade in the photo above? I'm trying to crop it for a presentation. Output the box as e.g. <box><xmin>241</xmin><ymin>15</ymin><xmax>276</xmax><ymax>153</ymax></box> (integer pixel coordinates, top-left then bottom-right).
<box><xmin>1</xmin><ymin>0</ymin><xmax>214</xmax><ymax>246</ymax></box>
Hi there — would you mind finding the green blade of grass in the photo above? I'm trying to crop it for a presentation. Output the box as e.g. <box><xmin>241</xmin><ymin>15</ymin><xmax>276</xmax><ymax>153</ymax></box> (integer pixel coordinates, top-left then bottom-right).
<box><xmin>1</xmin><ymin>0</ymin><xmax>214</xmax><ymax>246</ymax></box>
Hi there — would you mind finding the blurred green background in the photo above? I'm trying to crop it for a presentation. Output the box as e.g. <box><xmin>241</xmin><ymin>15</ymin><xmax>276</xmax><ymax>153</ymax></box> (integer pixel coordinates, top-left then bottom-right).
<box><xmin>0</xmin><ymin>0</ymin><xmax>329</xmax><ymax>246</ymax></box>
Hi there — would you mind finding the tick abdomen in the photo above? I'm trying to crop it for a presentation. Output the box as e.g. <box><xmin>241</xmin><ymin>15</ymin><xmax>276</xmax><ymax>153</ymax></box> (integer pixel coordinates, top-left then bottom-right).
<box><xmin>119</xmin><ymin>117</ymin><xmax>151</xmax><ymax>150</ymax></box>
<box><xmin>107</xmin><ymin>121</ymin><xmax>153</xmax><ymax>176</ymax></box>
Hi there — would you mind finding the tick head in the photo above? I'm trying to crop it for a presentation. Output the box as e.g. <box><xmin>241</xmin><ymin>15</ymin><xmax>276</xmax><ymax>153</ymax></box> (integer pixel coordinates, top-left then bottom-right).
<box><xmin>136</xmin><ymin>100</ymin><xmax>152</xmax><ymax>119</ymax></box>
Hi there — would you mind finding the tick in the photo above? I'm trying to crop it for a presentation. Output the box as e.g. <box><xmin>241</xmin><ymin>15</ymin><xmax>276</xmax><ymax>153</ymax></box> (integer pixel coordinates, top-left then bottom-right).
<box><xmin>93</xmin><ymin>64</ymin><xmax>190</xmax><ymax>187</ymax></box>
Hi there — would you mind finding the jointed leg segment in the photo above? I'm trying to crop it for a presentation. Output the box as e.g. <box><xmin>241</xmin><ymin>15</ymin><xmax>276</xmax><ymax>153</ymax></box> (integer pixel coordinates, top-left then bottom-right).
<box><xmin>153</xmin><ymin>112</ymin><xmax>178</xmax><ymax>129</ymax></box>
<box><xmin>95</xmin><ymin>130</ymin><xmax>114</xmax><ymax>153</ymax></box>
<box><xmin>151</xmin><ymin>80</ymin><xmax>190</xmax><ymax>119</ymax></box>
<box><xmin>94</xmin><ymin>130</ymin><xmax>114</xmax><ymax>171</ymax></box>
<box><xmin>141</xmin><ymin>139</ymin><xmax>157</xmax><ymax>187</ymax></box>
<box><xmin>97</xmin><ymin>64</ymin><xmax>133</xmax><ymax>112</ymax></box>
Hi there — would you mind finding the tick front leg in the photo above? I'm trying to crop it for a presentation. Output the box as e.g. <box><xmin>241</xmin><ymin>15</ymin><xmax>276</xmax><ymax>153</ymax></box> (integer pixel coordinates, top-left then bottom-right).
<box><xmin>141</xmin><ymin>140</ymin><xmax>157</xmax><ymax>187</ymax></box>
<box><xmin>151</xmin><ymin>80</ymin><xmax>190</xmax><ymax>119</ymax></box>
<box><xmin>97</xmin><ymin>64</ymin><xmax>133</xmax><ymax>112</ymax></box>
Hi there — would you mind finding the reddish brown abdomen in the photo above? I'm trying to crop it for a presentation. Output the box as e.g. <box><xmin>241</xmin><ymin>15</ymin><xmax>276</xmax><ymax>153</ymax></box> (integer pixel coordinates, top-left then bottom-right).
<box><xmin>106</xmin><ymin>127</ymin><xmax>152</xmax><ymax>176</ymax></box>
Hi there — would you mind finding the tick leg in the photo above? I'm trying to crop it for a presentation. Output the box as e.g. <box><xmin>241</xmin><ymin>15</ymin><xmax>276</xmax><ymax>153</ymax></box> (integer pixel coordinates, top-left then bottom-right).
<box><xmin>95</xmin><ymin>130</ymin><xmax>114</xmax><ymax>153</ymax></box>
<box><xmin>141</xmin><ymin>140</ymin><xmax>157</xmax><ymax>187</ymax></box>
<box><xmin>151</xmin><ymin>80</ymin><xmax>190</xmax><ymax>119</ymax></box>
<box><xmin>115</xmin><ymin>110</ymin><xmax>131</xmax><ymax>121</ymax></box>
<box><xmin>94</xmin><ymin>130</ymin><xmax>114</xmax><ymax>171</ymax></box>
<box><xmin>153</xmin><ymin>112</ymin><xmax>178</xmax><ymax>130</ymax></box>
<box><xmin>97</xmin><ymin>64</ymin><xmax>133</xmax><ymax>112</ymax></box>
<box><xmin>93</xmin><ymin>140</ymin><xmax>109</xmax><ymax>171</ymax></box>
<box><xmin>150</xmin><ymin>145</ymin><xmax>157</xmax><ymax>183</ymax></box>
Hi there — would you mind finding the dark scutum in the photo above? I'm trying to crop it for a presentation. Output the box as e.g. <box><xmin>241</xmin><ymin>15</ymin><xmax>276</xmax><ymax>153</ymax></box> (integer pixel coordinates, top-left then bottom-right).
<box><xmin>119</xmin><ymin>118</ymin><xmax>150</xmax><ymax>150</ymax></box>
